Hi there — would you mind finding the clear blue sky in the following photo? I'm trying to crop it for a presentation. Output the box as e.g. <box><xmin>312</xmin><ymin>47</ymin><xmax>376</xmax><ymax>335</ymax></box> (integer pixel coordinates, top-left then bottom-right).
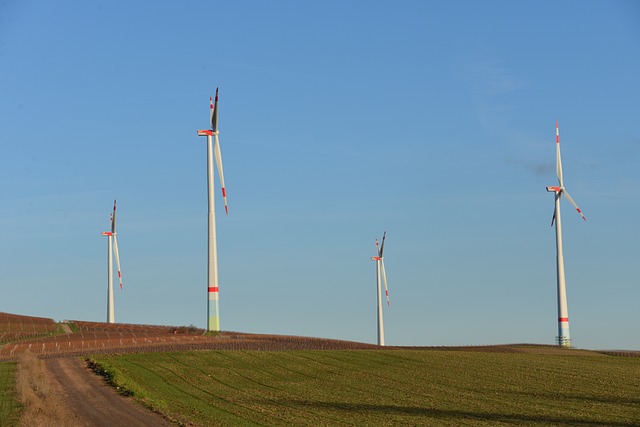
<box><xmin>1</xmin><ymin>1</ymin><xmax>639</xmax><ymax>350</ymax></box>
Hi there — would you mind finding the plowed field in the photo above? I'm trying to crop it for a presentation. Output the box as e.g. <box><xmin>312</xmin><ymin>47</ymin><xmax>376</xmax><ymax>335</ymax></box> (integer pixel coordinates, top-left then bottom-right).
<box><xmin>90</xmin><ymin>349</ymin><xmax>640</xmax><ymax>426</ymax></box>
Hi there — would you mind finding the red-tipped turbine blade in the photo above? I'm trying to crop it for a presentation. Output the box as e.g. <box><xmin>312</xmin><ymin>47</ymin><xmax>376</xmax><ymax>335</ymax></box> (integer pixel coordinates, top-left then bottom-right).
<box><xmin>380</xmin><ymin>259</ymin><xmax>390</xmax><ymax>306</ymax></box>
<box><xmin>113</xmin><ymin>234</ymin><xmax>123</xmax><ymax>289</ymax></box>
<box><xmin>213</xmin><ymin>134</ymin><xmax>228</xmax><ymax>214</ymax></box>
<box><xmin>562</xmin><ymin>189</ymin><xmax>586</xmax><ymax>221</ymax></box>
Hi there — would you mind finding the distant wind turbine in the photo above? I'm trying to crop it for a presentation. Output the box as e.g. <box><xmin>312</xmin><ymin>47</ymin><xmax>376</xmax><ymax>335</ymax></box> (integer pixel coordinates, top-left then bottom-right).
<box><xmin>100</xmin><ymin>200</ymin><xmax>122</xmax><ymax>324</ymax></box>
<box><xmin>546</xmin><ymin>121</ymin><xmax>586</xmax><ymax>348</ymax></box>
<box><xmin>371</xmin><ymin>232</ymin><xmax>390</xmax><ymax>346</ymax></box>
<box><xmin>197</xmin><ymin>88</ymin><xmax>228</xmax><ymax>332</ymax></box>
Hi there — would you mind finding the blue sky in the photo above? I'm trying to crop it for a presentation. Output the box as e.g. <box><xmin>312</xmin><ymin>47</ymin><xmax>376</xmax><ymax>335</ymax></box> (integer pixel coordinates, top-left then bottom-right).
<box><xmin>1</xmin><ymin>1</ymin><xmax>639</xmax><ymax>350</ymax></box>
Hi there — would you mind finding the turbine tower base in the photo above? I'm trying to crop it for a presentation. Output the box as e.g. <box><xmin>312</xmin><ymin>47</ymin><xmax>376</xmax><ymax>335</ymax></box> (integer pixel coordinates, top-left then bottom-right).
<box><xmin>557</xmin><ymin>336</ymin><xmax>572</xmax><ymax>348</ymax></box>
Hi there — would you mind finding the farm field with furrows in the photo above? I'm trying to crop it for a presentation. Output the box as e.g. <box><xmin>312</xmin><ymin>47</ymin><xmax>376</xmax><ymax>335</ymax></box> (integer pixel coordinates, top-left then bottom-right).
<box><xmin>2</xmin><ymin>312</ymin><xmax>640</xmax><ymax>426</ymax></box>
<box><xmin>90</xmin><ymin>349</ymin><xmax>640</xmax><ymax>426</ymax></box>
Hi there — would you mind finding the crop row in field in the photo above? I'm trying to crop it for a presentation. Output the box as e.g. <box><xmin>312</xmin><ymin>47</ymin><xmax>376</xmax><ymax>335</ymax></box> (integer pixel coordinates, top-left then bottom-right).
<box><xmin>3</xmin><ymin>334</ymin><xmax>343</xmax><ymax>360</ymax></box>
<box><xmin>0</xmin><ymin>312</ymin><xmax>58</xmax><ymax>344</ymax></box>
<box><xmin>90</xmin><ymin>349</ymin><xmax>640</xmax><ymax>426</ymax></box>
<box><xmin>0</xmin><ymin>323</ymin><xmax>377</xmax><ymax>361</ymax></box>
<box><xmin>0</xmin><ymin>362</ymin><xmax>20</xmax><ymax>426</ymax></box>
<box><xmin>72</xmin><ymin>320</ymin><xmax>200</xmax><ymax>334</ymax></box>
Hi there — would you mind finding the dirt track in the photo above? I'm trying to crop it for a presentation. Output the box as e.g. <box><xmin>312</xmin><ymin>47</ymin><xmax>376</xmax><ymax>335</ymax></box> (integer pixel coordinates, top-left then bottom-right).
<box><xmin>44</xmin><ymin>358</ymin><xmax>171</xmax><ymax>427</ymax></box>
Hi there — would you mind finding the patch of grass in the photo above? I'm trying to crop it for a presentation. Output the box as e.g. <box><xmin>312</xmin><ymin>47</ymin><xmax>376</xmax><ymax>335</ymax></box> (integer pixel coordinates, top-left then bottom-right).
<box><xmin>86</xmin><ymin>358</ymin><xmax>136</xmax><ymax>397</ymax></box>
<box><xmin>0</xmin><ymin>362</ymin><xmax>21</xmax><ymax>426</ymax></box>
<box><xmin>64</xmin><ymin>322</ymin><xmax>80</xmax><ymax>333</ymax></box>
<box><xmin>90</xmin><ymin>349</ymin><xmax>640</xmax><ymax>426</ymax></box>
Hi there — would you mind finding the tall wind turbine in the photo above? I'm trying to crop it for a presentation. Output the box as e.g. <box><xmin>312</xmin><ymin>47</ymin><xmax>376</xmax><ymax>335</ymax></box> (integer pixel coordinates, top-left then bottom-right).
<box><xmin>371</xmin><ymin>232</ymin><xmax>390</xmax><ymax>346</ymax></box>
<box><xmin>546</xmin><ymin>121</ymin><xmax>586</xmax><ymax>348</ymax></box>
<box><xmin>197</xmin><ymin>88</ymin><xmax>228</xmax><ymax>332</ymax></box>
<box><xmin>100</xmin><ymin>200</ymin><xmax>122</xmax><ymax>324</ymax></box>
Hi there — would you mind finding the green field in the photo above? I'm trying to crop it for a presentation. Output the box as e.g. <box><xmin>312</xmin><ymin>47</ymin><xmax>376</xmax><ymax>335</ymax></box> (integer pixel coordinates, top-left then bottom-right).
<box><xmin>91</xmin><ymin>349</ymin><xmax>640</xmax><ymax>426</ymax></box>
<box><xmin>0</xmin><ymin>362</ymin><xmax>21</xmax><ymax>426</ymax></box>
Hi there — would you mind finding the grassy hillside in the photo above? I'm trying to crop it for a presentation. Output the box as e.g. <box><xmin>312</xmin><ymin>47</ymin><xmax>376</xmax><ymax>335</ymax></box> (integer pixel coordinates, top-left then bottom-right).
<box><xmin>90</xmin><ymin>349</ymin><xmax>640</xmax><ymax>426</ymax></box>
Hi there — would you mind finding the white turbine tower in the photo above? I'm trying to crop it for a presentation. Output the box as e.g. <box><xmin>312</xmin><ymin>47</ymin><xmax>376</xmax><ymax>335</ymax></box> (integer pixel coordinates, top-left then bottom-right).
<box><xmin>100</xmin><ymin>200</ymin><xmax>122</xmax><ymax>324</ymax></box>
<box><xmin>197</xmin><ymin>88</ymin><xmax>228</xmax><ymax>332</ymax></box>
<box><xmin>546</xmin><ymin>121</ymin><xmax>586</xmax><ymax>348</ymax></box>
<box><xmin>371</xmin><ymin>232</ymin><xmax>390</xmax><ymax>346</ymax></box>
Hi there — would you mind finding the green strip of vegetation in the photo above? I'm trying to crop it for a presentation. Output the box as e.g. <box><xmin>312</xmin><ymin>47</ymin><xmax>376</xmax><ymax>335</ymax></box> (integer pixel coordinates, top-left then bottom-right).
<box><xmin>0</xmin><ymin>362</ymin><xmax>21</xmax><ymax>427</ymax></box>
<box><xmin>90</xmin><ymin>349</ymin><xmax>640</xmax><ymax>426</ymax></box>
<box><xmin>64</xmin><ymin>322</ymin><xmax>80</xmax><ymax>333</ymax></box>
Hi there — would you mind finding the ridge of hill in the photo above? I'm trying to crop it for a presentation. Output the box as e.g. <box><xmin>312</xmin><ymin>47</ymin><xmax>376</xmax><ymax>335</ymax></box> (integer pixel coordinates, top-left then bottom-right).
<box><xmin>1</xmin><ymin>312</ymin><xmax>638</xmax><ymax>361</ymax></box>
<box><xmin>0</xmin><ymin>312</ymin><xmax>379</xmax><ymax>361</ymax></box>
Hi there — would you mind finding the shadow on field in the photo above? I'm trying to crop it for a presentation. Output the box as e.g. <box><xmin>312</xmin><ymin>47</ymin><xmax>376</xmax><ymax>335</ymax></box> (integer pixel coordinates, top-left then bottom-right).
<box><xmin>508</xmin><ymin>390</ymin><xmax>640</xmax><ymax>406</ymax></box>
<box><xmin>283</xmin><ymin>400</ymin><xmax>638</xmax><ymax>426</ymax></box>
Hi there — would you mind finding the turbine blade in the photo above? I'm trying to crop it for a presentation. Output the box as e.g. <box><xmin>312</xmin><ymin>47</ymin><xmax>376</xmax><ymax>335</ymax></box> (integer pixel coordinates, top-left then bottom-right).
<box><xmin>111</xmin><ymin>199</ymin><xmax>117</xmax><ymax>233</ymax></box>
<box><xmin>562</xmin><ymin>189</ymin><xmax>586</xmax><ymax>221</ymax></box>
<box><xmin>379</xmin><ymin>231</ymin><xmax>386</xmax><ymax>257</ymax></box>
<box><xmin>556</xmin><ymin>121</ymin><xmax>563</xmax><ymax>187</ymax></box>
<box><xmin>210</xmin><ymin>87</ymin><xmax>219</xmax><ymax>132</ymax></box>
<box><xmin>113</xmin><ymin>234</ymin><xmax>123</xmax><ymax>289</ymax></box>
<box><xmin>380</xmin><ymin>259</ymin><xmax>390</xmax><ymax>306</ymax></box>
<box><xmin>213</xmin><ymin>134</ymin><xmax>228</xmax><ymax>214</ymax></box>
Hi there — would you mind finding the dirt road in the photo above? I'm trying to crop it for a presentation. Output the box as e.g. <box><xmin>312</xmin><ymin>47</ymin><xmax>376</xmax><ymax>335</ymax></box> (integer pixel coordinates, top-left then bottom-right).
<box><xmin>44</xmin><ymin>358</ymin><xmax>172</xmax><ymax>427</ymax></box>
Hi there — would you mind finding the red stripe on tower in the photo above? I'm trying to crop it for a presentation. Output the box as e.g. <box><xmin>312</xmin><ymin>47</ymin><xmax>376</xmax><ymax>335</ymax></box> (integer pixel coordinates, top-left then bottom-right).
<box><xmin>208</xmin><ymin>287</ymin><xmax>219</xmax><ymax>293</ymax></box>
<box><xmin>559</xmin><ymin>317</ymin><xmax>569</xmax><ymax>322</ymax></box>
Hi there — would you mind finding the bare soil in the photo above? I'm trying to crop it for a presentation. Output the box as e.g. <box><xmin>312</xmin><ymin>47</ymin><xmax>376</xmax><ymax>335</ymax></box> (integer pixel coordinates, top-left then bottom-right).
<box><xmin>42</xmin><ymin>358</ymin><xmax>171</xmax><ymax>427</ymax></box>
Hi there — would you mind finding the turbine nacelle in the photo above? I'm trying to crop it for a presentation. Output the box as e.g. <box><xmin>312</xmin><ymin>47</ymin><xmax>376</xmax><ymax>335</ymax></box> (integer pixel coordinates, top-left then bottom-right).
<box><xmin>371</xmin><ymin>256</ymin><xmax>382</xmax><ymax>261</ymax></box>
<box><xmin>546</xmin><ymin>186</ymin><xmax>562</xmax><ymax>193</ymax></box>
<box><xmin>197</xmin><ymin>129</ymin><xmax>218</xmax><ymax>136</ymax></box>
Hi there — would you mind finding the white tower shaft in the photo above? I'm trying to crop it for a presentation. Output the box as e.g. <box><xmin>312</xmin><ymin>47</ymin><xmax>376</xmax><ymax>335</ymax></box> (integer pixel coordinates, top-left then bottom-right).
<box><xmin>554</xmin><ymin>194</ymin><xmax>570</xmax><ymax>347</ymax></box>
<box><xmin>107</xmin><ymin>234</ymin><xmax>114</xmax><ymax>323</ymax></box>
<box><xmin>376</xmin><ymin>259</ymin><xmax>385</xmax><ymax>346</ymax></box>
<box><xmin>207</xmin><ymin>133</ymin><xmax>221</xmax><ymax>332</ymax></box>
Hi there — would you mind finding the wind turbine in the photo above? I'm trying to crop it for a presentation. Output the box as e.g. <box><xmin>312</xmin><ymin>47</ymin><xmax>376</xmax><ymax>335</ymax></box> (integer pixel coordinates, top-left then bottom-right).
<box><xmin>197</xmin><ymin>88</ymin><xmax>228</xmax><ymax>332</ymax></box>
<box><xmin>100</xmin><ymin>199</ymin><xmax>122</xmax><ymax>324</ymax></box>
<box><xmin>371</xmin><ymin>232</ymin><xmax>390</xmax><ymax>346</ymax></box>
<box><xmin>546</xmin><ymin>121</ymin><xmax>586</xmax><ymax>348</ymax></box>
